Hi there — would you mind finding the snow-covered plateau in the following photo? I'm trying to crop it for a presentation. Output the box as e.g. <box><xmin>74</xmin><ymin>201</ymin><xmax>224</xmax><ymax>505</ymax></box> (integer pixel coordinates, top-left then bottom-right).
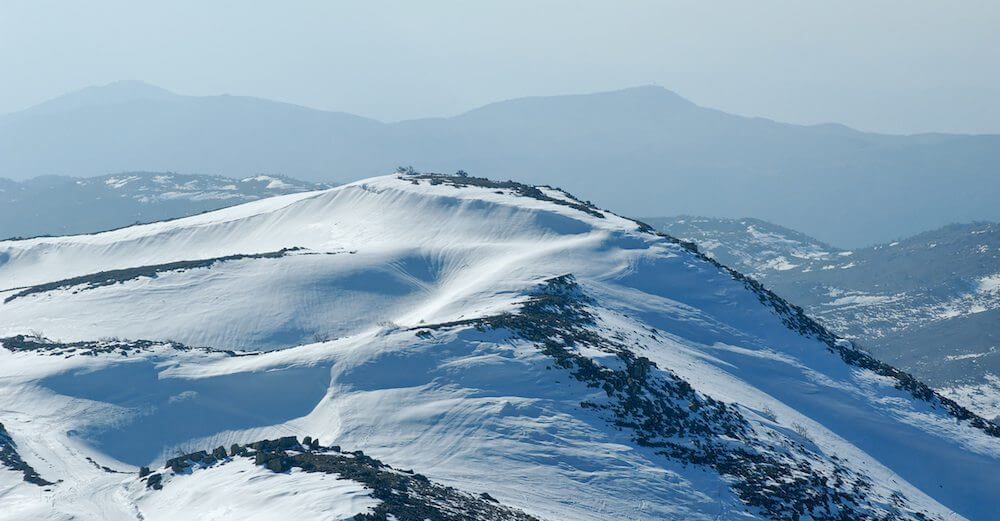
<box><xmin>0</xmin><ymin>174</ymin><xmax>997</xmax><ymax>520</ymax></box>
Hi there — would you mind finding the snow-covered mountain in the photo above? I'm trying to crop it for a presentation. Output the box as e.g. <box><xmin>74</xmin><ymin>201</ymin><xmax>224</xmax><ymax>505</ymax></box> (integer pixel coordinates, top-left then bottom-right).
<box><xmin>0</xmin><ymin>172</ymin><xmax>329</xmax><ymax>239</ymax></box>
<box><xmin>0</xmin><ymin>174</ymin><xmax>997</xmax><ymax>520</ymax></box>
<box><xmin>646</xmin><ymin>216</ymin><xmax>1000</xmax><ymax>421</ymax></box>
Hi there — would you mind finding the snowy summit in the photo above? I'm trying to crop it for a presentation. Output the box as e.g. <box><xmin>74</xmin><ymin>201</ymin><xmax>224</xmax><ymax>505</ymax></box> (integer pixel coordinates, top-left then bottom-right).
<box><xmin>0</xmin><ymin>173</ymin><xmax>997</xmax><ymax>520</ymax></box>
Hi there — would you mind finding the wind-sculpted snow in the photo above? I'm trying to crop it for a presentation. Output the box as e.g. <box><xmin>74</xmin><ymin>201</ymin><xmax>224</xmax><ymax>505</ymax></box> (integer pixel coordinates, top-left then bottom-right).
<box><xmin>137</xmin><ymin>436</ymin><xmax>543</xmax><ymax>521</ymax></box>
<box><xmin>0</xmin><ymin>174</ymin><xmax>996</xmax><ymax>520</ymax></box>
<box><xmin>43</xmin><ymin>360</ymin><xmax>330</xmax><ymax>465</ymax></box>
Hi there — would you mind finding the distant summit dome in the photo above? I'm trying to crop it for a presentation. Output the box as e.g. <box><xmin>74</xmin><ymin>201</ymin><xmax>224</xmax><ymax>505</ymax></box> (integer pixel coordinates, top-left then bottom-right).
<box><xmin>16</xmin><ymin>80</ymin><xmax>177</xmax><ymax>116</ymax></box>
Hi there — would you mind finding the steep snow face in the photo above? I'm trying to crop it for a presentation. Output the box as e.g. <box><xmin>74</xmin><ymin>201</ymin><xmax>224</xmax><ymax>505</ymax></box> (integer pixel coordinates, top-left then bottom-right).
<box><xmin>0</xmin><ymin>175</ymin><xmax>997</xmax><ymax>521</ymax></box>
<box><xmin>647</xmin><ymin>216</ymin><xmax>1000</xmax><ymax>420</ymax></box>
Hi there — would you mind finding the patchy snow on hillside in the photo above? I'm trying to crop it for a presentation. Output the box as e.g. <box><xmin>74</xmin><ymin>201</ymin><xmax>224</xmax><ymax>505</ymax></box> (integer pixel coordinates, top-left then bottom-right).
<box><xmin>825</xmin><ymin>293</ymin><xmax>901</xmax><ymax>308</ymax></box>
<box><xmin>104</xmin><ymin>175</ymin><xmax>141</xmax><ymax>189</ymax></box>
<box><xmin>978</xmin><ymin>274</ymin><xmax>1000</xmax><ymax>293</ymax></box>
<box><xmin>939</xmin><ymin>374</ymin><xmax>1000</xmax><ymax>423</ymax></box>
<box><xmin>761</xmin><ymin>255</ymin><xmax>798</xmax><ymax>271</ymax></box>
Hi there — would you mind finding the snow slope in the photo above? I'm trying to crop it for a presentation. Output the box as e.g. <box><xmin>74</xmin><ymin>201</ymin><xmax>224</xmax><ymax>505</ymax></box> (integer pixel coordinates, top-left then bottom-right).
<box><xmin>645</xmin><ymin>216</ymin><xmax>1000</xmax><ymax>421</ymax></box>
<box><xmin>0</xmin><ymin>174</ymin><xmax>997</xmax><ymax>520</ymax></box>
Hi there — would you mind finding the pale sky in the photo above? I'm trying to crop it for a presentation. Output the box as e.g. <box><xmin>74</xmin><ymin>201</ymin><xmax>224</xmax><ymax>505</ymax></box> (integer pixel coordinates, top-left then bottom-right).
<box><xmin>1</xmin><ymin>0</ymin><xmax>997</xmax><ymax>134</ymax></box>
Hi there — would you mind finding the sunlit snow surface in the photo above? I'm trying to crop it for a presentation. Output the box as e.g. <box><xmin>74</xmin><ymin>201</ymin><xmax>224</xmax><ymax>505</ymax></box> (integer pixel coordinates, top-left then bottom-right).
<box><xmin>0</xmin><ymin>175</ymin><xmax>997</xmax><ymax>520</ymax></box>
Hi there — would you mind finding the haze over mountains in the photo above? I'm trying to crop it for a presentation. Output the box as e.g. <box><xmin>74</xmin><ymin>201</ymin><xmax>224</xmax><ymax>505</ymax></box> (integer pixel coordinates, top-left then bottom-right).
<box><xmin>3</xmin><ymin>81</ymin><xmax>998</xmax><ymax>246</ymax></box>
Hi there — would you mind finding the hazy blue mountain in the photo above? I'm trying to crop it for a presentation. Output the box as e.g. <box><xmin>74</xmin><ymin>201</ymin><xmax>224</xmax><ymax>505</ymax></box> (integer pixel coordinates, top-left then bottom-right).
<box><xmin>646</xmin><ymin>216</ymin><xmax>1000</xmax><ymax>420</ymax></box>
<box><xmin>17</xmin><ymin>80</ymin><xmax>177</xmax><ymax>116</ymax></box>
<box><xmin>0</xmin><ymin>81</ymin><xmax>386</xmax><ymax>183</ymax></box>
<box><xmin>0</xmin><ymin>172</ymin><xmax>328</xmax><ymax>239</ymax></box>
<box><xmin>2</xmin><ymin>81</ymin><xmax>998</xmax><ymax>246</ymax></box>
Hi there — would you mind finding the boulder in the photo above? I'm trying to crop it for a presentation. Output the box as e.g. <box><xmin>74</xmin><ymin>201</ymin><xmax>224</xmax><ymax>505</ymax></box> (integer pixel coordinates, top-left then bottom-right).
<box><xmin>145</xmin><ymin>473</ymin><xmax>163</xmax><ymax>490</ymax></box>
<box><xmin>165</xmin><ymin>456</ymin><xmax>190</xmax><ymax>474</ymax></box>
<box><xmin>251</xmin><ymin>436</ymin><xmax>300</xmax><ymax>452</ymax></box>
<box><xmin>187</xmin><ymin>450</ymin><xmax>208</xmax><ymax>463</ymax></box>
<box><xmin>212</xmin><ymin>446</ymin><xmax>227</xmax><ymax>460</ymax></box>
<box><xmin>275</xmin><ymin>436</ymin><xmax>300</xmax><ymax>450</ymax></box>
<box><xmin>266</xmin><ymin>456</ymin><xmax>287</xmax><ymax>473</ymax></box>
<box><xmin>254</xmin><ymin>451</ymin><xmax>270</xmax><ymax>465</ymax></box>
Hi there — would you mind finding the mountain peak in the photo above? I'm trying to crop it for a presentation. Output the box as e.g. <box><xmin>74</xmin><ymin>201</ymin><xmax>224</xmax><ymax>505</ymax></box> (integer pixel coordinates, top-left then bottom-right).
<box><xmin>610</xmin><ymin>83</ymin><xmax>689</xmax><ymax>99</ymax></box>
<box><xmin>18</xmin><ymin>80</ymin><xmax>177</xmax><ymax>116</ymax></box>
<box><xmin>454</xmin><ymin>84</ymin><xmax>696</xmax><ymax>121</ymax></box>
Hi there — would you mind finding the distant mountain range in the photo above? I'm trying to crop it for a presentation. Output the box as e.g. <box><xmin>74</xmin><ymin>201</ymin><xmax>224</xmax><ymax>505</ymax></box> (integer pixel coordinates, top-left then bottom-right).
<box><xmin>2</xmin><ymin>80</ymin><xmax>998</xmax><ymax>246</ymax></box>
<box><xmin>645</xmin><ymin>216</ymin><xmax>1000</xmax><ymax>420</ymax></box>
<box><xmin>0</xmin><ymin>172</ymin><xmax>328</xmax><ymax>239</ymax></box>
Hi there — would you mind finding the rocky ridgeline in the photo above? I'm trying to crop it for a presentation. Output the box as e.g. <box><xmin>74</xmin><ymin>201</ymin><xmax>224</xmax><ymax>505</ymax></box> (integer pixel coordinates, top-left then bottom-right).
<box><xmin>0</xmin><ymin>335</ymin><xmax>248</xmax><ymax>359</ymax></box>
<box><xmin>625</xmin><ymin>217</ymin><xmax>1000</xmax><ymax>437</ymax></box>
<box><xmin>3</xmin><ymin>247</ymin><xmax>306</xmax><ymax>303</ymax></box>
<box><xmin>142</xmin><ymin>436</ymin><xmax>542</xmax><ymax>521</ymax></box>
<box><xmin>416</xmin><ymin>275</ymin><xmax>948</xmax><ymax>521</ymax></box>
<box><xmin>404</xmin><ymin>173</ymin><xmax>606</xmax><ymax>219</ymax></box>
<box><xmin>705</xmin><ymin>251</ymin><xmax>1000</xmax><ymax>437</ymax></box>
<box><xmin>0</xmin><ymin>422</ymin><xmax>53</xmax><ymax>486</ymax></box>
<box><xmin>1</xmin><ymin>335</ymin><xmax>185</xmax><ymax>358</ymax></box>
<box><xmin>646</xmin><ymin>217</ymin><xmax>1000</xmax><ymax>420</ymax></box>
<box><xmin>402</xmin><ymin>171</ymin><xmax>989</xmax><ymax>437</ymax></box>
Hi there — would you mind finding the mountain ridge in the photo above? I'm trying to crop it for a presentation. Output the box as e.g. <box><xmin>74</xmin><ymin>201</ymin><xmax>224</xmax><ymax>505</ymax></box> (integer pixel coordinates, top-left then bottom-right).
<box><xmin>2</xmin><ymin>82</ymin><xmax>998</xmax><ymax>245</ymax></box>
<box><xmin>0</xmin><ymin>173</ymin><xmax>996</xmax><ymax>520</ymax></box>
<box><xmin>645</xmin><ymin>215</ymin><xmax>1000</xmax><ymax>420</ymax></box>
